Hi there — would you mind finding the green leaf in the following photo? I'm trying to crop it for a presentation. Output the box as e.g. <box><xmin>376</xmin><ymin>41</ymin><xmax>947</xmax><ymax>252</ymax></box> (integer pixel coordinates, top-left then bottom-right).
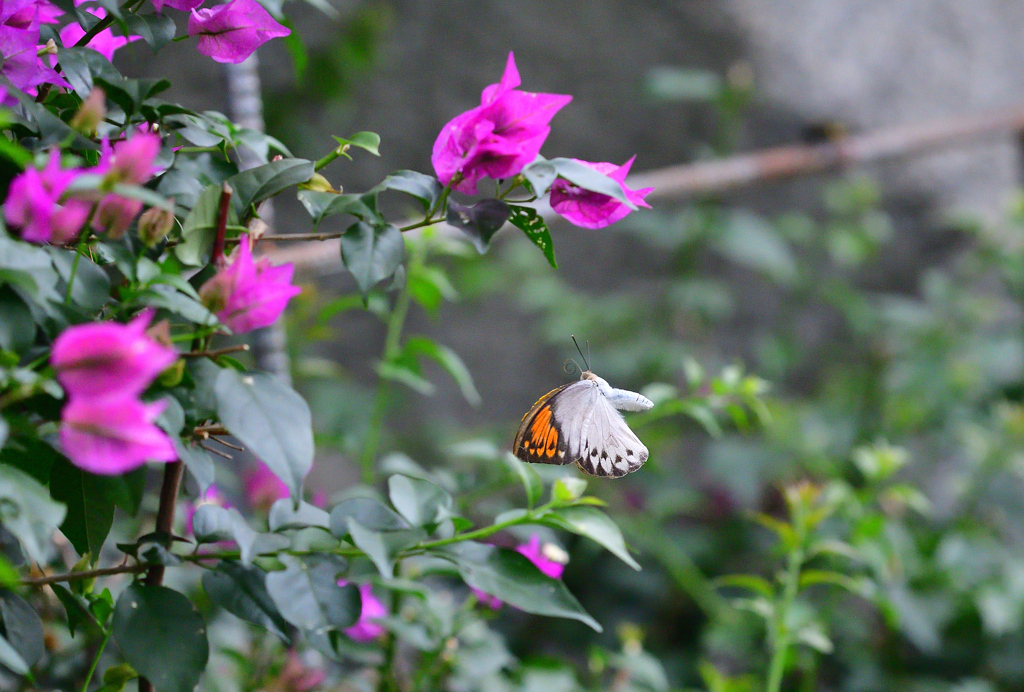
<box><xmin>403</xmin><ymin>337</ymin><xmax>481</xmax><ymax>406</ymax></box>
<box><xmin>123</xmin><ymin>12</ymin><xmax>176</xmax><ymax>51</ymax></box>
<box><xmin>798</xmin><ymin>570</ymin><xmax>875</xmax><ymax>598</ymax></box>
<box><xmin>333</xmin><ymin>132</ymin><xmax>380</xmax><ymax>157</ymax></box>
<box><xmin>552</xmin><ymin>477</ymin><xmax>587</xmax><ymax>504</ymax></box>
<box><xmin>202</xmin><ymin>561</ymin><xmax>293</xmax><ymax>644</ymax></box>
<box><xmin>376</xmin><ymin>170</ymin><xmax>442</xmax><ymax>211</ymax></box>
<box><xmin>46</xmin><ymin>248</ymin><xmax>110</xmax><ymax>310</ymax></box>
<box><xmin>388</xmin><ymin>474</ymin><xmax>453</xmax><ymax>528</ymax></box>
<box><xmin>541</xmin><ymin>506</ymin><xmax>641</xmax><ymax>571</ymax></box>
<box><xmin>0</xmin><ymin>464</ymin><xmax>66</xmax><ymax>563</ymax></box>
<box><xmin>137</xmin><ymin>284</ymin><xmax>220</xmax><ymax>326</ymax></box>
<box><xmin>112</xmin><ymin>585</ymin><xmax>209</xmax><ymax>692</ymax></box>
<box><xmin>549</xmin><ymin>158</ymin><xmax>637</xmax><ymax>209</ymax></box>
<box><xmin>214</xmin><ymin>369</ymin><xmax>314</xmax><ymax>500</ymax></box>
<box><xmin>230</xmin><ymin>158</ymin><xmax>314</xmax><ymax>215</ymax></box>
<box><xmin>507</xmin><ymin>205</ymin><xmax>557</xmax><ymax>268</ymax></box>
<box><xmin>0</xmin><ymin>288</ymin><xmax>35</xmax><ymax>353</ymax></box>
<box><xmin>0</xmin><ymin>236</ymin><xmax>60</xmax><ymax>303</ymax></box>
<box><xmin>176</xmin><ymin>183</ymin><xmax>239</xmax><ymax>266</ymax></box>
<box><xmin>50</xmin><ymin>583</ymin><xmax>98</xmax><ymax>637</ymax></box>
<box><xmin>110</xmin><ymin>183</ymin><xmax>174</xmax><ymax>211</ymax></box>
<box><xmin>340</xmin><ymin>221</ymin><xmax>406</xmax><ymax>295</ymax></box>
<box><xmin>98</xmin><ymin>662</ymin><xmax>138</xmax><ymax>692</ymax></box>
<box><xmin>297</xmin><ymin>191</ymin><xmax>378</xmax><ymax>225</ymax></box>
<box><xmin>0</xmin><ymin>634</ymin><xmax>28</xmax><ymax>675</ymax></box>
<box><xmin>48</xmin><ymin>458</ymin><xmax>118</xmax><ymax>558</ymax></box>
<box><xmin>503</xmin><ymin>452</ymin><xmax>543</xmax><ymax>507</ymax></box>
<box><xmin>441</xmin><ymin>542</ymin><xmax>602</xmax><ymax>632</ymax></box>
<box><xmin>265</xmin><ymin>555</ymin><xmax>360</xmax><ymax>631</ymax></box>
<box><xmin>173</xmin><ymin>439</ymin><xmax>215</xmax><ymax>494</ymax></box>
<box><xmin>0</xmin><ymin>591</ymin><xmax>44</xmax><ymax>669</ymax></box>
<box><xmin>713</xmin><ymin>574</ymin><xmax>775</xmax><ymax>599</ymax></box>
<box><xmin>192</xmin><ymin>504</ymin><xmax>287</xmax><ymax>566</ymax></box>
<box><xmin>268</xmin><ymin>499</ymin><xmax>330</xmax><ymax>531</ymax></box>
<box><xmin>375</xmin><ymin>361</ymin><xmax>434</xmax><ymax>395</ymax></box>
<box><xmin>329</xmin><ymin>497</ymin><xmax>410</xmax><ymax>536</ymax></box>
<box><xmin>345</xmin><ymin>519</ymin><xmax>423</xmax><ymax>579</ymax></box>
<box><xmin>446</xmin><ymin>199</ymin><xmax>510</xmax><ymax>253</ymax></box>
<box><xmin>520</xmin><ymin>158</ymin><xmax>557</xmax><ymax>196</ymax></box>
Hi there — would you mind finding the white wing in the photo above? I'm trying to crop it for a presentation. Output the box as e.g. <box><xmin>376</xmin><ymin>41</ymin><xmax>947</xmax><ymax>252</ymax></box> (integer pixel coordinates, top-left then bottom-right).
<box><xmin>554</xmin><ymin>382</ymin><xmax>648</xmax><ymax>478</ymax></box>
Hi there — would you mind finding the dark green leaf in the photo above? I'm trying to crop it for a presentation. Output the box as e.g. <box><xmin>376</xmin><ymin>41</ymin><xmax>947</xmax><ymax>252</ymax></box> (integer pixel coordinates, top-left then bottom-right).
<box><xmin>0</xmin><ymin>635</ymin><xmax>27</xmax><ymax>675</ymax></box>
<box><xmin>123</xmin><ymin>12</ymin><xmax>176</xmax><ymax>51</ymax></box>
<box><xmin>11</xmin><ymin>90</ymin><xmax>97</xmax><ymax>149</ymax></box>
<box><xmin>50</xmin><ymin>583</ymin><xmax>98</xmax><ymax>637</ymax></box>
<box><xmin>0</xmin><ymin>591</ymin><xmax>43</xmax><ymax>668</ymax></box>
<box><xmin>388</xmin><ymin>474</ymin><xmax>453</xmax><ymax>528</ymax></box>
<box><xmin>376</xmin><ymin>170</ymin><xmax>442</xmax><ymax>211</ymax></box>
<box><xmin>541</xmin><ymin>506</ymin><xmax>641</xmax><ymax>571</ymax></box>
<box><xmin>268</xmin><ymin>499</ymin><xmax>330</xmax><ymax>531</ymax></box>
<box><xmin>441</xmin><ymin>542</ymin><xmax>601</xmax><ymax>632</ymax></box>
<box><xmin>332</xmin><ymin>132</ymin><xmax>380</xmax><ymax>157</ymax></box>
<box><xmin>229</xmin><ymin>159</ymin><xmax>314</xmax><ymax>215</ymax></box>
<box><xmin>48</xmin><ymin>458</ymin><xmax>117</xmax><ymax>558</ymax></box>
<box><xmin>340</xmin><ymin>221</ymin><xmax>405</xmax><ymax>295</ymax></box>
<box><xmin>110</xmin><ymin>183</ymin><xmax>174</xmax><ymax>211</ymax></box>
<box><xmin>173</xmin><ymin>440</ymin><xmax>215</xmax><ymax>493</ymax></box>
<box><xmin>403</xmin><ymin>337</ymin><xmax>481</xmax><ymax>406</ymax></box>
<box><xmin>112</xmin><ymin>585</ymin><xmax>209</xmax><ymax>692</ymax></box>
<box><xmin>507</xmin><ymin>205</ymin><xmax>557</xmax><ymax>268</ymax></box>
<box><xmin>265</xmin><ymin>555</ymin><xmax>360</xmax><ymax>631</ymax></box>
<box><xmin>345</xmin><ymin>519</ymin><xmax>423</xmax><ymax>579</ymax></box>
<box><xmin>296</xmin><ymin>191</ymin><xmax>378</xmax><ymax>225</ymax></box>
<box><xmin>0</xmin><ymin>289</ymin><xmax>34</xmax><ymax>353</ymax></box>
<box><xmin>446</xmin><ymin>199</ymin><xmax>510</xmax><ymax>253</ymax></box>
<box><xmin>192</xmin><ymin>504</ymin><xmax>287</xmax><ymax>566</ymax></box>
<box><xmin>329</xmin><ymin>497</ymin><xmax>410</xmax><ymax>536</ymax></box>
<box><xmin>176</xmin><ymin>183</ymin><xmax>238</xmax><ymax>266</ymax></box>
<box><xmin>214</xmin><ymin>369</ymin><xmax>314</xmax><ymax>500</ymax></box>
<box><xmin>46</xmin><ymin>248</ymin><xmax>110</xmax><ymax>311</ymax></box>
<box><xmin>0</xmin><ymin>236</ymin><xmax>60</xmax><ymax>302</ymax></box>
<box><xmin>521</xmin><ymin>158</ymin><xmax>557</xmax><ymax>196</ymax></box>
<box><xmin>0</xmin><ymin>464</ymin><xmax>66</xmax><ymax>563</ymax></box>
<box><xmin>202</xmin><ymin>561</ymin><xmax>293</xmax><ymax>644</ymax></box>
<box><xmin>502</xmin><ymin>453</ymin><xmax>543</xmax><ymax>508</ymax></box>
<box><xmin>375</xmin><ymin>361</ymin><xmax>434</xmax><ymax>395</ymax></box>
<box><xmin>137</xmin><ymin>284</ymin><xmax>220</xmax><ymax>326</ymax></box>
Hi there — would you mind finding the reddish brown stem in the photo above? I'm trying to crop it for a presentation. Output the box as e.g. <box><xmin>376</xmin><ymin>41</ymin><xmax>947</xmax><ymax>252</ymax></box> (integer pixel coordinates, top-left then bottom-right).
<box><xmin>211</xmin><ymin>183</ymin><xmax>234</xmax><ymax>265</ymax></box>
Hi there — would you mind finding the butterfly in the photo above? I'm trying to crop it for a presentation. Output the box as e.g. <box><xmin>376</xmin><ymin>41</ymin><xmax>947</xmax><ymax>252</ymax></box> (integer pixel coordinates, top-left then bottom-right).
<box><xmin>514</xmin><ymin>368</ymin><xmax>654</xmax><ymax>478</ymax></box>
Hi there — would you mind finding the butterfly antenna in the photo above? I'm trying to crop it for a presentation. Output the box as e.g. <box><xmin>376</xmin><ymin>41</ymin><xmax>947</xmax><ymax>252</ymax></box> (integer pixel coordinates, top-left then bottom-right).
<box><xmin>571</xmin><ymin>335</ymin><xmax>591</xmax><ymax>372</ymax></box>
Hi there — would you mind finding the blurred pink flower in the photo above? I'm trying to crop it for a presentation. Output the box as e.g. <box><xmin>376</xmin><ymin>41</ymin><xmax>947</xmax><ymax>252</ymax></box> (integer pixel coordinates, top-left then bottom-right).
<box><xmin>187</xmin><ymin>0</ymin><xmax>289</xmax><ymax>64</ymax></box>
<box><xmin>92</xmin><ymin>193</ymin><xmax>143</xmax><ymax>238</ymax></box>
<box><xmin>471</xmin><ymin>588</ymin><xmax>502</xmax><ymax>610</ymax></box>
<box><xmin>431</xmin><ymin>52</ymin><xmax>571</xmax><ymax>195</ymax></box>
<box><xmin>51</xmin><ymin>310</ymin><xmax>178</xmax><ymax>399</ymax></box>
<box><xmin>277</xmin><ymin>651</ymin><xmax>326</xmax><ymax>692</ymax></box>
<box><xmin>4</xmin><ymin>150</ymin><xmax>92</xmax><ymax>244</ymax></box>
<box><xmin>199</xmin><ymin>234</ymin><xmax>301</xmax><ymax>334</ymax></box>
<box><xmin>0</xmin><ymin>20</ymin><xmax>68</xmax><ymax>104</ymax></box>
<box><xmin>548</xmin><ymin>156</ymin><xmax>653</xmax><ymax>229</ymax></box>
<box><xmin>98</xmin><ymin>131</ymin><xmax>162</xmax><ymax>186</ymax></box>
<box><xmin>59</xmin><ymin>395</ymin><xmax>176</xmax><ymax>474</ymax></box>
<box><xmin>59</xmin><ymin>8</ymin><xmax>138</xmax><ymax>60</ymax></box>
<box><xmin>516</xmin><ymin>534</ymin><xmax>566</xmax><ymax>579</ymax></box>
<box><xmin>337</xmin><ymin>581</ymin><xmax>386</xmax><ymax>642</ymax></box>
<box><xmin>244</xmin><ymin>461</ymin><xmax>288</xmax><ymax>510</ymax></box>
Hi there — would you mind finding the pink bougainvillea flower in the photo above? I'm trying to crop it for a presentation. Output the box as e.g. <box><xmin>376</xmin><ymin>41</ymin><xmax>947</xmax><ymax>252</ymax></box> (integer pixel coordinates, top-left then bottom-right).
<box><xmin>59</xmin><ymin>8</ymin><xmax>139</xmax><ymax>61</ymax></box>
<box><xmin>337</xmin><ymin>581</ymin><xmax>387</xmax><ymax>641</ymax></box>
<box><xmin>59</xmin><ymin>395</ymin><xmax>177</xmax><ymax>474</ymax></box>
<box><xmin>515</xmin><ymin>534</ymin><xmax>567</xmax><ymax>579</ymax></box>
<box><xmin>199</xmin><ymin>234</ymin><xmax>302</xmax><ymax>334</ymax></box>
<box><xmin>187</xmin><ymin>0</ymin><xmax>289</xmax><ymax>64</ymax></box>
<box><xmin>549</xmin><ymin>156</ymin><xmax>653</xmax><ymax>229</ymax></box>
<box><xmin>51</xmin><ymin>310</ymin><xmax>179</xmax><ymax>399</ymax></box>
<box><xmin>471</xmin><ymin>536</ymin><xmax>569</xmax><ymax>610</ymax></box>
<box><xmin>3</xmin><ymin>150</ymin><xmax>91</xmax><ymax>244</ymax></box>
<box><xmin>276</xmin><ymin>652</ymin><xmax>326</xmax><ymax>692</ymax></box>
<box><xmin>431</xmin><ymin>52</ymin><xmax>572</xmax><ymax>195</ymax></box>
<box><xmin>0</xmin><ymin>24</ymin><xmax>68</xmax><ymax>104</ymax></box>
<box><xmin>92</xmin><ymin>193</ymin><xmax>143</xmax><ymax>238</ymax></box>
<box><xmin>36</xmin><ymin>1</ymin><xmax>63</xmax><ymax>25</ymax></box>
<box><xmin>98</xmin><ymin>130</ymin><xmax>162</xmax><ymax>185</ymax></box>
<box><xmin>1</xmin><ymin>0</ymin><xmax>45</xmax><ymax>30</ymax></box>
<box><xmin>243</xmin><ymin>461</ymin><xmax>289</xmax><ymax>510</ymax></box>
<box><xmin>151</xmin><ymin>0</ymin><xmax>206</xmax><ymax>13</ymax></box>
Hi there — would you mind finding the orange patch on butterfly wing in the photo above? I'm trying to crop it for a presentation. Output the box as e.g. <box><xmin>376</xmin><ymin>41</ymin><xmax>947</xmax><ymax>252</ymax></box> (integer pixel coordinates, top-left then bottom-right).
<box><xmin>513</xmin><ymin>384</ymin><xmax>570</xmax><ymax>463</ymax></box>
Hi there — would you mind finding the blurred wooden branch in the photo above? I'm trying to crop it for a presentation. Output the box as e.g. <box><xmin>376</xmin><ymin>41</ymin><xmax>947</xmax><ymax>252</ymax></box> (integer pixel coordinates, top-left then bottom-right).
<box><xmin>267</xmin><ymin>106</ymin><xmax>1024</xmax><ymax>273</ymax></box>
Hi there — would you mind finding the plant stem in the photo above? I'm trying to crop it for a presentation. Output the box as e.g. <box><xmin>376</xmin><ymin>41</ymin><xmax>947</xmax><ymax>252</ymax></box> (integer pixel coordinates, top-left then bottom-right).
<box><xmin>64</xmin><ymin>231</ymin><xmax>90</xmax><ymax>305</ymax></box>
<box><xmin>182</xmin><ymin>344</ymin><xmax>250</xmax><ymax>358</ymax></box>
<box><xmin>80</xmin><ymin>626</ymin><xmax>112</xmax><ymax>692</ymax></box>
<box><xmin>765</xmin><ymin>537</ymin><xmax>805</xmax><ymax>692</ymax></box>
<box><xmin>211</xmin><ymin>183</ymin><xmax>234</xmax><ymax>265</ymax></box>
<box><xmin>359</xmin><ymin>241</ymin><xmax>423</xmax><ymax>481</ymax></box>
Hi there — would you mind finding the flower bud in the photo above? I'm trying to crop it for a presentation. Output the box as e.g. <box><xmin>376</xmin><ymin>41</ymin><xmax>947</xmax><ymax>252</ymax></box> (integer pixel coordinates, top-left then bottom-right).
<box><xmin>298</xmin><ymin>172</ymin><xmax>339</xmax><ymax>193</ymax></box>
<box><xmin>157</xmin><ymin>359</ymin><xmax>185</xmax><ymax>388</ymax></box>
<box><xmin>137</xmin><ymin>203</ymin><xmax>176</xmax><ymax>247</ymax></box>
<box><xmin>70</xmin><ymin>88</ymin><xmax>106</xmax><ymax>136</ymax></box>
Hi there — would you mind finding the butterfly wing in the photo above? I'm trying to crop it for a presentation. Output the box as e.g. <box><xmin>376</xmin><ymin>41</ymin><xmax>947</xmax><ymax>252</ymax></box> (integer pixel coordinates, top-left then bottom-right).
<box><xmin>567</xmin><ymin>391</ymin><xmax>649</xmax><ymax>478</ymax></box>
<box><xmin>513</xmin><ymin>382</ymin><xmax>579</xmax><ymax>465</ymax></box>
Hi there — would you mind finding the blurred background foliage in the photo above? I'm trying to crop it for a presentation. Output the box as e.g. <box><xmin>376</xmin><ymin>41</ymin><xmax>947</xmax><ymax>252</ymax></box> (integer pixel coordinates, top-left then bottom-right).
<box><xmin>111</xmin><ymin>2</ymin><xmax>1024</xmax><ymax>690</ymax></box>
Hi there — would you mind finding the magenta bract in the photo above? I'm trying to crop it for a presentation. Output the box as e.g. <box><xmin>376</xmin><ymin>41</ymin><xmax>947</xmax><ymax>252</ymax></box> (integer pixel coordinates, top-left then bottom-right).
<box><xmin>431</xmin><ymin>52</ymin><xmax>572</xmax><ymax>194</ymax></box>
<box><xmin>337</xmin><ymin>581</ymin><xmax>387</xmax><ymax>641</ymax></box>
<box><xmin>93</xmin><ymin>193</ymin><xmax>143</xmax><ymax>238</ymax></box>
<box><xmin>244</xmin><ymin>461</ymin><xmax>289</xmax><ymax>509</ymax></box>
<box><xmin>59</xmin><ymin>395</ymin><xmax>177</xmax><ymax>474</ymax></box>
<box><xmin>51</xmin><ymin>310</ymin><xmax>179</xmax><ymax>399</ymax></box>
<box><xmin>151</xmin><ymin>0</ymin><xmax>206</xmax><ymax>12</ymax></box>
<box><xmin>549</xmin><ymin>156</ymin><xmax>653</xmax><ymax>229</ymax></box>
<box><xmin>100</xmin><ymin>131</ymin><xmax>162</xmax><ymax>186</ymax></box>
<box><xmin>187</xmin><ymin>0</ymin><xmax>289</xmax><ymax>64</ymax></box>
<box><xmin>4</xmin><ymin>151</ymin><xmax>91</xmax><ymax>244</ymax></box>
<box><xmin>516</xmin><ymin>534</ymin><xmax>566</xmax><ymax>580</ymax></box>
<box><xmin>58</xmin><ymin>8</ymin><xmax>139</xmax><ymax>61</ymax></box>
<box><xmin>0</xmin><ymin>22</ymin><xmax>68</xmax><ymax>105</ymax></box>
<box><xmin>199</xmin><ymin>234</ymin><xmax>302</xmax><ymax>334</ymax></box>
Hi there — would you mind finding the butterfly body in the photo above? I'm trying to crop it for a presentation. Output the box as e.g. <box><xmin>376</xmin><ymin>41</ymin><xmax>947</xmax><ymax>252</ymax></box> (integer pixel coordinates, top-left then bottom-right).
<box><xmin>514</xmin><ymin>371</ymin><xmax>653</xmax><ymax>478</ymax></box>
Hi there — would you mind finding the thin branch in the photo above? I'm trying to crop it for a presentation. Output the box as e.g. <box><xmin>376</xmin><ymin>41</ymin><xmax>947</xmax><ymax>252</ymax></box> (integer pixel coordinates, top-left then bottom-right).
<box><xmin>23</xmin><ymin>563</ymin><xmax>147</xmax><ymax>587</ymax></box>
<box><xmin>199</xmin><ymin>443</ymin><xmax>233</xmax><ymax>459</ymax></box>
<box><xmin>193</xmin><ymin>424</ymin><xmax>228</xmax><ymax>435</ymax></box>
<box><xmin>211</xmin><ymin>183</ymin><xmax>234</xmax><ymax>265</ymax></box>
<box><xmin>209</xmin><ymin>437</ymin><xmax>243</xmax><ymax>452</ymax></box>
<box><xmin>182</xmin><ymin>344</ymin><xmax>250</xmax><ymax>359</ymax></box>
